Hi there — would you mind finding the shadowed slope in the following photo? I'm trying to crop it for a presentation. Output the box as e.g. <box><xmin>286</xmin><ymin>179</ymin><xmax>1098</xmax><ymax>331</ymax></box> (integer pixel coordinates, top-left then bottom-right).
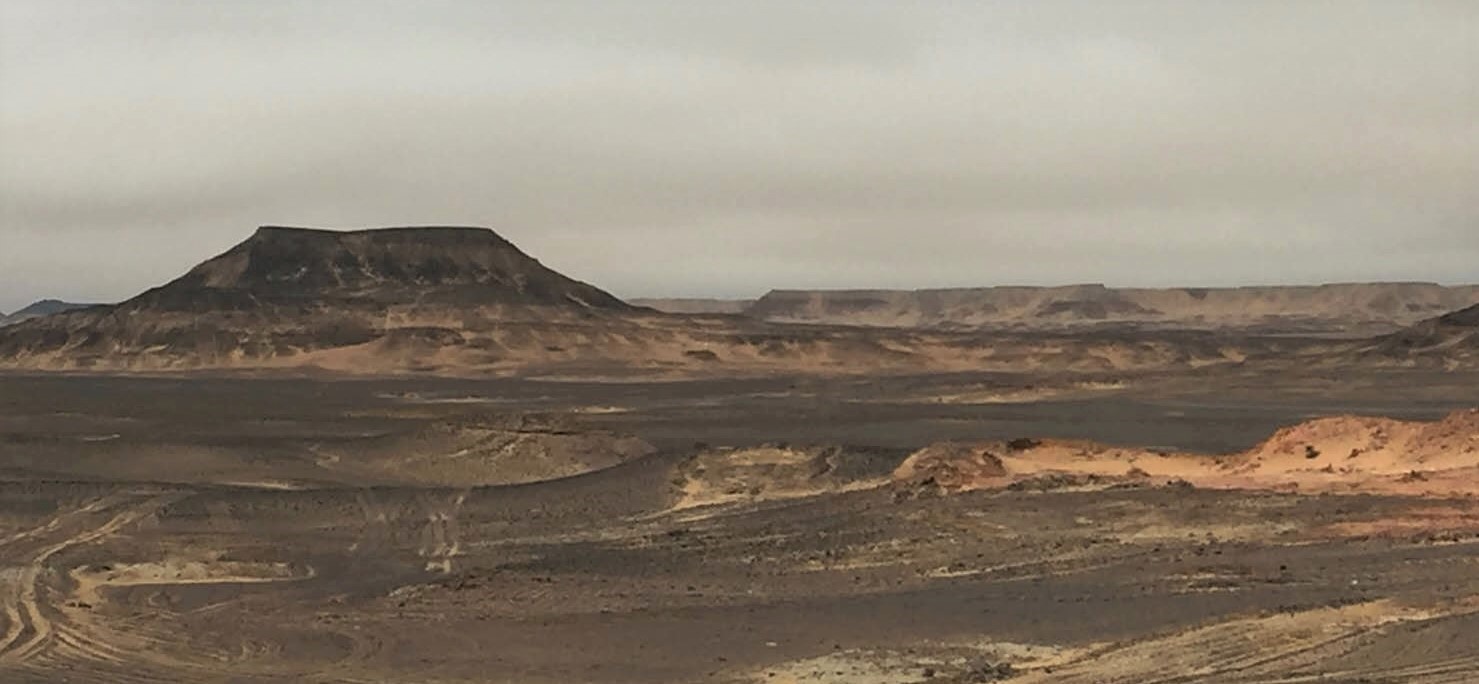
<box><xmin>1354</xmin><ymin>302</ymin><xmax>1479</xmax><ymax>367</ymax></box>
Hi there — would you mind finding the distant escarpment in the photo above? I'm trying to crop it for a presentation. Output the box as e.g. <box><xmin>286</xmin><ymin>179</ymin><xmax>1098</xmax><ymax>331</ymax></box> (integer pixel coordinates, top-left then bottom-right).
<box><xmin>1</xmin><ymin>226</ymin><xmax>1469</xmax><ymax>375</ymax></box>
<box><xmin>747</xmin><ymin>283</ymin><xmax>1479</xmax><ymax>333</ymax></box>
<box><xmin>0</xmin><ymin>300</ymin><xmax>96</xmax><ymax>327</ymax></box>
<box><xmin>629</xmin><ymin>298</ymin><xmax>755</xmax><ymax>315</ymax></box>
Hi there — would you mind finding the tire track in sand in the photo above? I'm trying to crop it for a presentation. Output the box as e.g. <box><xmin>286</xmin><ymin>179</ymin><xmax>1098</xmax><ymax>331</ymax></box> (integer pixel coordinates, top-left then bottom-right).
<box><xmin>0</xmin><ymin>491</ymin><xmax>184</xmax><ymax>668</ymax></box>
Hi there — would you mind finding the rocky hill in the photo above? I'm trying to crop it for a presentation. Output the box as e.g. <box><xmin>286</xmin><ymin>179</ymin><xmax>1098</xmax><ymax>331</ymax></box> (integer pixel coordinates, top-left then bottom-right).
<box><xmin>0</xmin><ymin>300</ymin><xmax>95</xmax><ymax>327</ymax></box>
<box><xmin>1351</xmin><ymin>302</ymin><xmax>1479</xmax><ymax>367</ymax></box>
<box><xmin>747</xmin><ymin>283</ymin><xmax>1479</xmax><ymax>333</ymax></box>
<box><xmin>128</xmin><ymin>226</ymin><xmax>630</xmax><ymax>311</ymax></box>
<box><xmin>0</xmin><ymin>226</ymin><xmax>637</xmax><ymax>370</ymax></box>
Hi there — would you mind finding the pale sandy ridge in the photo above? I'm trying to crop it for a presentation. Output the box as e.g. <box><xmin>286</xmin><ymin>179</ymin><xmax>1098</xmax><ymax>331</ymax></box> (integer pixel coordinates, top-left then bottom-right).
<box><xmin>894</xmin><ymin>409</ymin><xmax>1479</xmax><ymax>497</ymax></box>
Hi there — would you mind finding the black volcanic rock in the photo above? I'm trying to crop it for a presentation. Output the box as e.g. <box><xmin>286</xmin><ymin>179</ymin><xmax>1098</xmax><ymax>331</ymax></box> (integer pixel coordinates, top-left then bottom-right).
<box><xmin>0</xmin><ymin>226</ymin><xmax>635</xmax><ymax>369</ymax></box>
<box><xmin>1357</xmin><ymin>302</ymin><xmax>1479</xmax><ymax>366</ymax></box>
<box><xmin>129</xmin><ymin>226</ymin><xmax>630</xmax><ymax>312</ymax></box>
<box><xmin>1437</xmin><ymin>303</ymin><xmax>1479</xmax><ymax>327</ymax></box>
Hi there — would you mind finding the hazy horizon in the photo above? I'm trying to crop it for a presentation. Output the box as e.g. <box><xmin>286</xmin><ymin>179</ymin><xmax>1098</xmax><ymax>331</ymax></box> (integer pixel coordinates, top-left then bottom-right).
<box><xmin>3</xmin><ymin>2</ymin><xmax>1476</xmax><ymax>313</ymax></box>
<box><xmin>5</xmin><ymin>220</ymin><xmax>1478</xmax><ymax>313</ymax></box>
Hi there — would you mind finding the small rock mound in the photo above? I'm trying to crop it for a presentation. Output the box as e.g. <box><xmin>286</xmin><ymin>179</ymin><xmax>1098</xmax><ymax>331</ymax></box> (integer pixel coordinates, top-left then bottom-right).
<box><xmin>672</xmin><ymin>444</ymin><xmax>900</xmax><ymax>508</ymax></box>
<box><xmin>892</xmin><ymin>442</ymin><xmax>1009</xmax><ymax>496</ymax></box>
<box><xmin>322</xmin><ymin>413</ymin><xmax>656</xmax><ymax>486</ymax></box>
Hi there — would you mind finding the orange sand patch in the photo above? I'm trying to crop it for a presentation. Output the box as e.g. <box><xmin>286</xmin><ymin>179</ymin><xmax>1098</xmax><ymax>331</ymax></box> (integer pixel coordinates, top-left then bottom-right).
<box><xmin>895</xmin><ymin>409</ymin><xmax>1479</xmax><ymax>497</ymax></box>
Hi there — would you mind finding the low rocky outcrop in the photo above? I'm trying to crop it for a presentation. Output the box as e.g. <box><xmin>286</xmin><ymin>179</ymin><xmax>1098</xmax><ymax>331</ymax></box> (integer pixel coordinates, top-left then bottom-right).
<box><xmin>1353</xmin><ymin>302</ymin><xmax>1479</xmax><ymax>367</ymax></box>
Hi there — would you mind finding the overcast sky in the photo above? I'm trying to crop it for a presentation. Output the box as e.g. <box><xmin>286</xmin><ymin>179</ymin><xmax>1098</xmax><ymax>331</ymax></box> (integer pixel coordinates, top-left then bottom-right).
<box><xmin>2</xmin><ymin>1</ymin><xmax>1476</xmax><ymax>312</ymax></box>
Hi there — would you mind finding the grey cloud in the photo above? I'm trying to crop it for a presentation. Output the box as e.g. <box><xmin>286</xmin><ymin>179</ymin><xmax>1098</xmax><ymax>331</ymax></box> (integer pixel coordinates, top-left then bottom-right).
<box><xmin>2</xmin><ymin>1</ymin><xmax>1476</xmax><ymax>312</ymax></box>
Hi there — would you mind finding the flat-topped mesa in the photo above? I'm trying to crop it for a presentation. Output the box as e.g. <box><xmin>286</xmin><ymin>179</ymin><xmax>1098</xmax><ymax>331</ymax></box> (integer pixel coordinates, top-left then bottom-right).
<box><xmin>132</xmin><ymin>225</ymin><xmax>631</xmax><ymax>311</ymax></box>
<box><xmin>0</xmin><ymin>224</ymin><xmax>654</xmax><ymax>369</ymax></box>
<box><xmin>745</xmin><ymin>282</ymin><xmax>1479</xmax><ymax>331</ymax></box>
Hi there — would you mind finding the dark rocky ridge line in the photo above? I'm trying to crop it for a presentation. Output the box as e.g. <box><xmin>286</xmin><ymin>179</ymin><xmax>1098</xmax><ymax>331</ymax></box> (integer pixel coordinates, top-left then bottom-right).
<box><xmin>1438</xmin><ymin>302</ymin><xmax>1479</xmax><ymax>327</ymax></box>
<box><xmin>1354</xmin><ymin>302</ymin><xmax>1479</xmax><ymax>365</ymax></box>
<box><xmin>628</xmin><ymin>297</ymin><xmax>755</xmax><ymax>315</ymax></box>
